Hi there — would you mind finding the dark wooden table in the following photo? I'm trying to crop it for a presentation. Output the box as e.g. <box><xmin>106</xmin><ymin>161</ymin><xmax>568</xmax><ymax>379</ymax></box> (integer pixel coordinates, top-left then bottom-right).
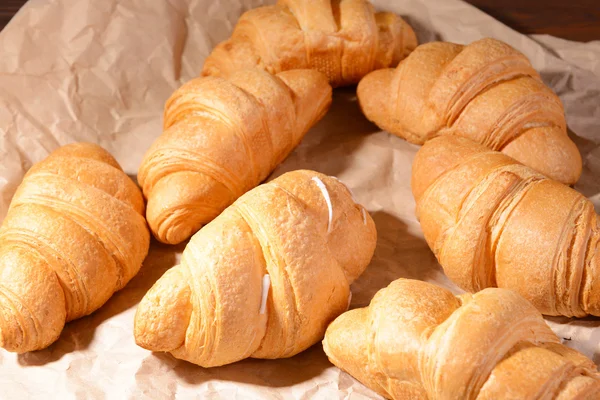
<box><xmin>1</xmin><ymin>0</ymin><xmax>599</xmax><ymax>42</ymax></box>
<box><xmin>466</xmin><ymin>0</ymin><xmax>600</xmax><ymax>42</ymax></box>
<box><xmin>0</xmin><ymin>0</ymin><xmax>25</xmax><ymax>32</ymax></box>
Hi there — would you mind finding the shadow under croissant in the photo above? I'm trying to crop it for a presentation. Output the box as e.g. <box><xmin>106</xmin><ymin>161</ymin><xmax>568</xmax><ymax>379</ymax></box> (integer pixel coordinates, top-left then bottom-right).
<box><xmin>16</xmin><ymin>239</ymin><xmax>183</xmax><ymax>366</ymax></box>
<box><xmin>350</xmin><ymin>210</ymin><xmax>452</xmax><ymax>309</ymax></box>
<box><xmin>400</xmin><ymin>14</ymin><xmax>442</xmax><ymax>44</ymax></box>
<box><xmin>569</xmin><ymin>130</ymin><xmax>600</xmax><ymax>207</ymax></box>
<box><xmin>544</xmin><ymin>315</ymin><xmax>600</xmax><ymax>365</ymax></box>
<box><xmin>137</xmin><ymin>343</ymin><xmax>332</xmax><ymax>388</ymax></box>
<box><xmin>268</xmin><ymin>86</ymin><xmax>378</xmax><ymax>180</ymax></box>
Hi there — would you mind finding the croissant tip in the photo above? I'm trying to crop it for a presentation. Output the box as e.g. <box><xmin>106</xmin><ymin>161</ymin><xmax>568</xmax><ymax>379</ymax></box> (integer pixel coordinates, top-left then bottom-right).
<box><xmin>356</xmin><ymin>68</ymin><xmax>394</xmax><ymax>129</ymax></box>
<box><xmin>133</xmin><ymin>330</ymin><xmax>160</xmax><ymax>352</ymax></box>
<box><xmin>155</xmin><ymin>224</ymin><xmax>196</xmax><ymax>245</ymax></box>
<box><xmin>147</xmin><ymin>205</ymin><xmax>202</xmax><ymax>245</ymax></box>
<box><xmin>0</xmin><ymin>321</ymin><xmax>25</xmax><ymax>353</ymax></box>
<box><xmin>133</xmin><ymin>311</ymin><xmax>173</xmax><ymax>353</ymax></box>
<box><xmin>133</xmin><ymin>320</ymin><xmax>184</xmax><ymax>354</ymax></box>
<box><xmin>134</xmin><ymin>266</ymin><xmax>192</xmax><ymax>354</ymax></box>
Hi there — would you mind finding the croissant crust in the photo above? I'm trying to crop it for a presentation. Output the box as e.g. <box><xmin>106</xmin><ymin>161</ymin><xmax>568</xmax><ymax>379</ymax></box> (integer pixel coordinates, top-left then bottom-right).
<box><xmin>138</xmin><ymin>69</ymin><xmax>332</xmax><ymax>244</ymax></box>
<box><xmin>324</xmin><ymin>278</ymin><xmax>600</xmax><ymax>399</ymax></box>
<box><xmin>201</xmin><ymin>0</ymin><xmax>417</xmax><ymax>87</ymax></box>
<box><xmin>358</xmin><ymin>38</ymin><xmax>582</xmax><ymax>184</ymax></box>
<box><xmin>135</xmin><ymin>170</ymin><xmax>377</xmax><ymax>367</ymax></box>
<box><xmin>0</xmin><ymin>143</ymin><xmax>149</xmax><ymax>352</ymax></box>
<box><xmin>412</xmin><ymin>136</ymin><xmax>600</xmax><ymax>317</ymax></box>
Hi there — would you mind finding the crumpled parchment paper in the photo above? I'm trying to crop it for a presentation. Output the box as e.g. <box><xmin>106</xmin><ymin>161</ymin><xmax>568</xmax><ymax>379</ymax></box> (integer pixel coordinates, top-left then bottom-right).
<box><xmin>0</xmin><ymin>0</ymin><xmax>599</xmax><ymax>398</ymax></box>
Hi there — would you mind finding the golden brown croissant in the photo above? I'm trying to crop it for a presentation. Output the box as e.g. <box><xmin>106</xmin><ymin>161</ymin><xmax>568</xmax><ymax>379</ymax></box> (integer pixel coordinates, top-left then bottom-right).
<box><xmin>138</xmin><ymin>69</ymin><xmax>332</xmax><ymax>245</ymax></box>
<box><xmin>134</xmin><ymin>170</ymin><xmax>376</xmax><ymax>367</ymax></box>
<box><xmin>201</xmin><ymin>0</ymin><xmax>417</xmax><ymax>87</ymax></box>
<box><xmin>412</xmin><ymin>135</ymin><xmax>600</xmax><ymax>318</ymax></box>
<box><xmin>0</xmin><ymin>143</ymin><xmax>149</xmax><ymax>353</ymax></box>
<box><xmin>358</xmin><ymin>37</ymin><xmax>582</xmax><ymax>185</ymax></box>
<box><xmin>324</xmin><ymin>278</ymin><xmax>600</xmax><ymax>399</ymax></box>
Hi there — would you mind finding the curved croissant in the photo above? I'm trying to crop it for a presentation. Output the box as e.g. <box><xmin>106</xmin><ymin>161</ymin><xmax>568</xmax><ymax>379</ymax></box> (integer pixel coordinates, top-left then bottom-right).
<box><xmin>358</xmin><ymin>37</ymin><xmax>582</xmax><ymax>185</ymax></box>
<box><xmin>0</xmin><ymin>143</ymin><xmax>149</xmax><ymax>353</ymax></box>
<box><xmin>138</xmin><ymin>69</ymin><xmax>332</xmax><ymax>245</ymax></box>
<box><xmin>201</xmin><ymin>0</ymin><xmax>417</xmax><ymax>87</ymax></box>
<box><xmin>412</xmin><ymin>135</ymin><xmax>600</xmax><ymax>317</ymax></box>
<box><xmin>134</xmin><ymin>170</ymin><xmax>377</xmax><ymax>367</ymax></box>
<box><xmin>324</xmin><ymin>279</ymin><xmax>600</xmax><ymax>399</ymax></box>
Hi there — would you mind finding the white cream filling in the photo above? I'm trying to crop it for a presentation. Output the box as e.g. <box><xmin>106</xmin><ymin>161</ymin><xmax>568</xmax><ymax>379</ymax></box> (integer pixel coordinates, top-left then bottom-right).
<box><xmin>312</xmin><ymin>176</ymin><xmax>333</xmax><ymax>234</ymax></box>
<box><xmin>260</xmin><ymin>274</ymin><xmax>271</xmax><ymax>315</ymax></box>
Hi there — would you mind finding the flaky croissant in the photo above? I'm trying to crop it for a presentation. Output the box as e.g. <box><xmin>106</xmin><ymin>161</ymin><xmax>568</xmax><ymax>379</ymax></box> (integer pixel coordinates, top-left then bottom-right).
<box><xmin>138</xmin><ymin>69</ymin><xmax>332</xmax><ymax>245</ymax></box>
<box><xmin>0</xmin><ymin>143</ymin><xmax>149</xmax><ymax>353</ymax></box>
<box><xmin>134</xmin><ymin>170</ymin><xmax>376</xmax><ymax>367</ymax></box>
<box><xmin>412</xmin><ymin>135</ymin><xmax>600</xmax><ymax>318</ymax></box>
<box><xmin>324</xmin><ymin>278</ymin><xmax>600</xmax><ymax>399</ymax></box>
<box><xmin>201</xmin><ymin>0</ymin><xmax>417</xmax><ymax>87</ymax></box>
<box><xmin>358</xmin><ymin>37</ymin><xmax>582</xmax><ymax>185</ymax></box>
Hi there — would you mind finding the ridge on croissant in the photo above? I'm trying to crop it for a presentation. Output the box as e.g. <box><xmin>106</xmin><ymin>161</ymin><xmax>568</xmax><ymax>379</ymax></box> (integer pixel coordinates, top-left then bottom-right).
<box><xmin>138</xmin><ymin>69</ymin><xmax>333</xmax><ymax>245</ymax></box>
<box><xmin>201</xmin><ymin>0</ymin><xmax>417</xmax><ymax>87</ymax></box>
<box><xmin>358</xmin><ymin>37</ymin><xmax>582</xmax><ymax>185</ymax></box>
<box><xmin>0</xmin><ymin>143</ymin><xmax>149</xmax><ymax>353</ymax></box>
<box><xmin>324</xmin><ymin>278</ymin><xmax>600</xmax><ymax>399</ymax></box>
<box><xmin>412</xmin><ymin>135</ymin><xmax>600</xmax><ymax>318</ymax></box>
<box><xmin>134</xmin><ymin>170</ymin><xmax>377</xmax><ymax>367</ymax></box>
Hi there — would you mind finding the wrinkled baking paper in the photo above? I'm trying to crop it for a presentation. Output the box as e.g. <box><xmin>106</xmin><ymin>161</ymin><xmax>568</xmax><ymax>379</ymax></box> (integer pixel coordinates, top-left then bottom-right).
<box><xmin>0</xmin><ymin>0</ymin><xmax>599</xmax><ymax>398</ymax></box>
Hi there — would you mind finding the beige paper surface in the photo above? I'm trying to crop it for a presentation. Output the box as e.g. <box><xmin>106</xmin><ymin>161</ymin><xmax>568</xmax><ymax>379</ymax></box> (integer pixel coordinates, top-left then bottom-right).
<box><xmin>0</xmin><ymin>0</ymin><xmax>599</xmax><ymax>398</ymax></box>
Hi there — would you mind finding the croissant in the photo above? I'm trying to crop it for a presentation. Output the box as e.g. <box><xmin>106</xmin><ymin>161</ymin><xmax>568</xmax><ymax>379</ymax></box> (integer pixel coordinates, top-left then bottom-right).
<box><xmin>138</xmin><ymin>69</ymin><xmax>332</xmax><ymax>245</ymax></box>
<box><xmin>201</xmin><ymin>0</ymin><xmax>417</xmax><ymax>87</ymax></box>
<box><xmin>323</xmin><ymin>278</ymin><xmax>600</xmax><ymax>399</ymax></box>
<box><xmin>0</xmin><ymin>143</ymin><xmax>149</xmax><ymax>353</ymax></box>
<box><xmin>358</xmin><ymin>37</ymin><xmax>582</xmax><ymax>185</ymax></box>
<box><xmin>412</xmin><ymin>135</ymin><xmax>600</xmax><ymax>318</ymax></box>
<box><xmin>134</xmin><ymin>170</ymin><xmax>376</xmax><ymax>367</ymax></box>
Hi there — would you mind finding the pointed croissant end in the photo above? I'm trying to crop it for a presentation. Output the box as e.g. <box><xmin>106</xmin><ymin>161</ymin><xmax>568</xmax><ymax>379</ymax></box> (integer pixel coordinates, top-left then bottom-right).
<box><xmin>201</xmin><ymin>40</ymin><xmax>260</xmax><ymax>79</ymax></box>
<box><xmin>357</xmin><ymin>68</ymin><xmax>396</xmax><ymax>133</ymax></box>
<box><xmin>0</xmin><ymin>315</ymin><xmax>23</xmax><ymax>353</ymax></box>
<box><xmin>134</xmin><ymin>267</ymin><xmax>192</xmax><ymax>352</ymax></box>
<box><xmin>0</xmin><ymin>310</ymin><xmax>52</xmax><ymax>354</ymax></box>
<box><xmin>144</xmin><ymin>169</ymin><xmax>234</xmax><ymax>244</ymax></box>
<box><xmin>322</xmin><ymin>309</ymin><xmax>365</xmax><ymax>366</ymax></box>
<box><xmin>0</xmin><ymin>247</ymin><xmax>67</xmax><ymax>353</ymax></box>
<box><xmin>276</xmin><ymin>69</ymin><xmax>333</xmax><ymax>133</ymax></box>
<box><xmin>323</xmin><ymin>308</ymin><xmax>385</xmax><ymax>396</ymax></box>
<box><xmin>502</xmin><ymin>126</ymin><xmax>582</xmax><ymax>185</ymax></box>
<box><xmin>146</xmin><ymin>194</ymin><xmax>199</xmax><ymax>245</ymax></box>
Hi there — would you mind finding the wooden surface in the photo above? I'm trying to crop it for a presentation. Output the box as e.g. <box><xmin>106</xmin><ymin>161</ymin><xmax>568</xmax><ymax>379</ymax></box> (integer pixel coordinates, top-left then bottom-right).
<box><xmin>0</xmin><ymin>0</ymin><xmax>599</xmax><ymax>41</ymax></box>
<box><xmin>0</xmin><ymin>0</ymin><xmax>25</xmax><ymax>33</ymax></box>
<box><xmin>465</xmin><ymin>0</ymin><xmax>600</xmax><ymax>42</ymax></box>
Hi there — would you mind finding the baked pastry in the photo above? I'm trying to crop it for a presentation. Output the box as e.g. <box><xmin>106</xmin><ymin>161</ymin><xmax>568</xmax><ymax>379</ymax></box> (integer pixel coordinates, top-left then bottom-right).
<box><xmin>324</xmin><ymin>278</ymin><xmax>600</xmax><ymax>399</ymax></box>
<box><xmin>201</xmin><ymin>0</ymin><xmax>417</xmax><ymax>87</ymax></box>
<box><xmin>0</xmin><ymin>143</ymin><xmax>149</xmax><ymax>353</ymax></box>
<box><xmin>134</xmin><ymin>170</ymin><xmax>376</xmax><ymax>367</ymax></box>
<box><xmin>358</xmin><ymin>37</ymin><xmax>582</xmax><ymax>185</ymax></box>
<box><xmin>412</xmin><ymin>135</ymin><xmax>599</xmax><ymax>317</ymax></box>
<box><xmin>138</xmin><ymin>69</ymin><xmax>332</xmax><ymax>244</ymax></box>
